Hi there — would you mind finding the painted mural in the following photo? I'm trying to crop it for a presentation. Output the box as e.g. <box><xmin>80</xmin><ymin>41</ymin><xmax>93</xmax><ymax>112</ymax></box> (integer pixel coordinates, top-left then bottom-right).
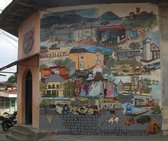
<box><xmin>39</xmin><ymin>4</ymin><xmax>161</xmax><ymax>136</ymax></box>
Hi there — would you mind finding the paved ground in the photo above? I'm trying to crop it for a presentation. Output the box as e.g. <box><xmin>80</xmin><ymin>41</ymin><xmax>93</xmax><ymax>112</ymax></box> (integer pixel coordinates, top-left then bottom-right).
<box><xmin>0</xmin><ymin>123</ymin><xmax>7</xmax><ymax>141</ymax></box>
<box><xmin>39</xmin><ymin>135</ymin><xmax>168</xmax><ymax>141</ymax></box>
<box><xmin>0</xmin><ymin>133</ymin><xmax>168</xmax><ymax>141</ymax></box>
<box><xmin>0</xmin><ymin>123</ymin><xmax>167</xmax><ymax>141</ymax></box>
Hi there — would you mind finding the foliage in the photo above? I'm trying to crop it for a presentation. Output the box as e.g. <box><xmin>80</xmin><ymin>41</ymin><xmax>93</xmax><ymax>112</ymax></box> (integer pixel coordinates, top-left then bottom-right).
<box><xmin>53</xmin><ymin>58</ymin><xmax>72</xmax><ymax>67</ymax></box>
<box><xmin>123</xmin><ymin>11</ymin><xmax>157</xmax><ymax>29</ymax></box>
<box><xmin>6</xmin><ymin>74</ymin><xmax>17</xmax><ymax>84</ymax></box>
<box><xmin>116</xmin><ymin>60</ymin><xmax>142</xmax><ymax>68</ymax></box>
<box><xmin>40</xmin><ymin>82</ymin><xmax>47</xmax><ymax>96</ymax></box>
<box><xmin>129</xmin><ymin>42</ymin><xmax>141</xmax><ymax>50</ymax></box>
<box><xmin>40</xmin><ymin>46</ymin><xmax>48</xmax><ymax>50</ymax></box>
<box><xmin>143</xmin><ymin>87</ymin><xmax>152</xmax><ymax>93</ymax></box>
<box><xmin>40</xmin><ymin>64</ymin><xmax>48</xmax><ymax>71</ymax></box>
<box><xmin>151</xmin><ymin>105</ymin><xmax>161</xmax><ymax>114</ymax></box>
<box><xmin>63</xmin><ymin>81</ymin><xmax>73</xmax><ymax>98</ymax></box>
<box><xmin>49</xmin><ymin>44</ymin><xmax>59</xmax><ymax>49</ymax></box>
<box><xmin>40</xmin><ymin>99</ymin><xmax>55</xmax><ymax>106</ymax></box>
<box><xmin>143</xmin><ymin>78</ymin><xmax>152</xmax><ymax>85</ymax></box>
<box><xmin>95</xmin><ymin>30</ymin><xmax>102</xmax><ymax>43</ymax></box>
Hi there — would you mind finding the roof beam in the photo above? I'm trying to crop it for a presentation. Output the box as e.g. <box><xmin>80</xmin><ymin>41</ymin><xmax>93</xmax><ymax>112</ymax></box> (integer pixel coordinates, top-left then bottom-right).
<box><xmin>17</xmin><ymin>2</ymin><xmax>37</xmax><ymax>8</ymax></box>
<box><xmin>9</xmin><ymin>12</ymin><xmax>25</xmax><ymax>17</ymax></box>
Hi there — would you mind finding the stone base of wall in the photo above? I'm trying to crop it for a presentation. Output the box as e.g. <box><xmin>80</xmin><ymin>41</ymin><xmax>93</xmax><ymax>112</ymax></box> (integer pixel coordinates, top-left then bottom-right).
<box><xmin>162</xmin><ymin>130</ymin><xmax>168</xmax><ymax>136</ymax></box>
<box><xmin>162</xmin><ymin>107</ymin><xmax>168</xmax><ymax>136</ymax></box>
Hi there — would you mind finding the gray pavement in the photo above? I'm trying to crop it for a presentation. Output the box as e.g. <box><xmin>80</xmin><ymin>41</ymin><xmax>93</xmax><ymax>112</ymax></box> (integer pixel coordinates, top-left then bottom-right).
<box><xmin>0</xmin><ymin>133</ymin><xmax>168</xmax><ymax>141</ymax></box>
<box><xmin>0</xmin><ymin>123</ymin><xmax>167</xmax><ymax>141</ymax></box>
<box><xmin>39</xmin><ymin>135</ymin><xmax>168</xmax><ymax>141</ymax></box>
<box><xmin>0</xmin><ymin>124</ymin><xmax>7</xmax><ymax>141</ymax></box>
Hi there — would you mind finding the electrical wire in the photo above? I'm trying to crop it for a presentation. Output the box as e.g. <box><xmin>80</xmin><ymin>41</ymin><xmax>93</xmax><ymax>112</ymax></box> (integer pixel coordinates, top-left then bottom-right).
<box><xmin>0</xmin><ymin>29</ymin><xmax>18</xmax><ymax>42</ymax></box>
<box><xmin>0</xmin><ymin>33</ymin><xmax>17</xmax><ymax>49</ymax></box>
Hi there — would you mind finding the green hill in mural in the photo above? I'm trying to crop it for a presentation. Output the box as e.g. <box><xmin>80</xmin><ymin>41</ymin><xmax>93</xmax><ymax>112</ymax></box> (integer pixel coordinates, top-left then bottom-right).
<box><xmin>41</xmin><ymin>11</ymin><xmax>121</xmax><ymax>28</ymax></box>
<box><xmin>41</xmin><ymin>11</ymin><xmax>122</xmax><ymax>41</ymax></box>
<box><xmin>99</xmin><ymin>11</ymin><xmax>121</xmax><ymax>21</ymax></box>
<box><xmin>123</xmin><ymin>11</ymin><xmax>157</xmax><ymax>29</ymax></box>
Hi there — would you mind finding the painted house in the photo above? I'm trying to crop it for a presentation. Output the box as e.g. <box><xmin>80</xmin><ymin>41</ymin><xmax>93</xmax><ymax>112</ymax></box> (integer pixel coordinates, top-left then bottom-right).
<box><xmin>41</xmin><ymin>64</ymin><xmax>76</xmax><ymax>79</ymax></box>
<box><xmin>97</xmin><ymin>25</ymin><xmax>126</xmax><ymax>44</ymax></box>
<box><xmin>0</xmin><ymin>0</ymin><xmax>168</xmax><ymax>138</ymax></box>
<box><xmin>73</xmin><ymin>24</ymin><xmax>97</xmax><ymax>42</ymax></box>
<box><xmin>44</xmin><ymin>74</ymin><xmax>65</xmax><ymax>97</ymax></box>
<box><xmin>116</xmin><ymin>48</ymin><xmax>141</xmax><ymax>60</ymax></box>
<box><xmin>142</xmin><ymin>38</ymin><xmax>160</xmax><ymax>61</ymax></box>
<box><xmin>69</xmin><ymin>46</ymin><xmax>112</xmax><ymax>71</ymax></box>
<box><xmin>151</xmin><ymin>43</ymin><xmax>160</xmax><ymax>60</ymax></box>
<box><xmin>47</xmin><ymin>47</ymin><xmax>70</xmax><ymax>60</ymax></box>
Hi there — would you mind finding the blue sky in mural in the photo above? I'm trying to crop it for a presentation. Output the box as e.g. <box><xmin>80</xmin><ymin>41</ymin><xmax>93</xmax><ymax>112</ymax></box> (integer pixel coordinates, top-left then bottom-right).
<box><xmin>145</xmin><ymin>31</ymin><xmax>160</xmax><ymax>47</ymax></box>
<box><xmin>74</xmin><ymin>8</ymin><xmax>98</xmax><ymax>18</ymax></box>
<box><xmin>71</xmin><ymin>46</ymin><xmax>113</xmax><ymax>55</ymax></box>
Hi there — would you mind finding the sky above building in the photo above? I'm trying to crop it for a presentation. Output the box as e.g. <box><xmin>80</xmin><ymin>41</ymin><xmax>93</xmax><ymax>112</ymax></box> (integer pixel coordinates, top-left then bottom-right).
<box><xmin>0</xmin><ymin>0</ymin><xmax>18</xmax><ymax>82</ymax></box>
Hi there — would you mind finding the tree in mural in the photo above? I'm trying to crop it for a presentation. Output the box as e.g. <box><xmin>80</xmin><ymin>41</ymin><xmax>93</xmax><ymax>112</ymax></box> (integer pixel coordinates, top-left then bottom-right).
<box><xmin>129</xmin><ymin>42</ymin><xmax>141</xmax><ymax>50</ymax></box>
<box><xmin>95</xmin><ymin>30</ymin><xmax>102</xmax><ymax>43</ymax></box>
<box><xmin>40</xmin><ymin>64</ymin><xmax>48</xmax><ymax>71</ymax></box>
<box><xmin>123</xmin><ymin>11</ymin><xmax>157</xmax><ymax>29</ymax></box>
<box><xmin>40</xmin><ymin>81</ymin><xmax>47</xmax><ymax>96</ymax></box>
<box><xmin>53</xmin><ymin>58</ymin><xmax>72</xmax><ymax>67</ymax></box>
<box><xmin>63</xmin><ymin>80</ymin><xmax>73</xmax><ymax>98</ymax></box>
<box><xmin>40</xmin><ymin>46</ymin><xmax>48</xmax><ymax>50</ymax></box>
<box><xmin>40</xmin><ymin>99</ymin><xmax>55</xmax><ymax>106</ymax></box>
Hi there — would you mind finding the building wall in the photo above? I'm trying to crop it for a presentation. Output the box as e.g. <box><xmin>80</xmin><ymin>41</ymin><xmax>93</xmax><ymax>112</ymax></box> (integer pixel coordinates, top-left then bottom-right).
<box><xmin>18</xmin><ymin>12</ymin><xmax>40</xmax><ymax>59</ymax></box>
<box><xmin>39</xmin><ymin>3</ymin><xmax>162</xmax><ymax>136</ymax></box>
<box><xmin>158</xmin><ymin>3</ymin><xmax>168</xmax><ymax>135</ymax></box>
<box><xmin>39</xmin><ymin>3</ymin><xmax>162</xmax><ymax>135</ymax></box>
<box><xmin>17</xmin><ymin>56</ymin><xmax>39</xmax><ymax>128</ymax></box>
<box><xmin>17</xmin><ymin>12</ymin><xmax>40</xmax><ymax>128</ymax></box>
<box><xmin>69</xmin><ymin>52</ymin><xmax>103</xmax><ymax>70</ymax></box>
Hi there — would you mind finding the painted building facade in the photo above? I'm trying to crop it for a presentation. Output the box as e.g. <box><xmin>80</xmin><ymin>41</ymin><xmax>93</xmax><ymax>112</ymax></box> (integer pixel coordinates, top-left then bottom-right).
<box><xmin>2</xmin><ymin>0</ymin><xmax>168</xmax><ymax>137</ymax></box>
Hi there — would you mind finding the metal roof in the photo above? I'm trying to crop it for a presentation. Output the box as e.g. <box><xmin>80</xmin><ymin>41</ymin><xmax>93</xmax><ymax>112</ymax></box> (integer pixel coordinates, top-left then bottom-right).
<box><xmin>45</xmin><ymin>74</ymin><xmax>65</xmax><ymax>83</ymax></box>
<box><xmin>0</xmin><ymin>0</ymin><xmax>165</xmax><ymax>37</ymax></box>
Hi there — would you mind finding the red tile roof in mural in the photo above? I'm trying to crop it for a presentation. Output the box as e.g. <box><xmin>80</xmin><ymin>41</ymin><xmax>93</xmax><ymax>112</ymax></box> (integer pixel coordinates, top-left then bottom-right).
<box><xmin>40</xmin><ymin>49</ymin><xmax>49</xmax><ymax>53</ymax></box>
<box><xmin>98</xmin><ymin>25</ymin><xmax>125</xmax><ymax>31</ymax></box>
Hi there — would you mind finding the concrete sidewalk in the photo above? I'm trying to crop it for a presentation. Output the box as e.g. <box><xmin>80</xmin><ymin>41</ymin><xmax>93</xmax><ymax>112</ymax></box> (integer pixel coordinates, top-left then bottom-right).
<box><xmin>39</xmin><ymin>135</ymin><xmax>168</xmax><ymax>141</ymax></box>
<box><xmin>0</xmin><ymin>134</ymin><xmax>168</xmax><ymax>141</ymax></box>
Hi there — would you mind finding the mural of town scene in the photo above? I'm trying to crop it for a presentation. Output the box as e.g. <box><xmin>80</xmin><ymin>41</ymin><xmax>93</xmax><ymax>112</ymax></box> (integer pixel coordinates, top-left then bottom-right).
<box><xmin>39</xmin><ymin>4</ymin><xmax>161</xmax><ymax>135</ymax></box>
